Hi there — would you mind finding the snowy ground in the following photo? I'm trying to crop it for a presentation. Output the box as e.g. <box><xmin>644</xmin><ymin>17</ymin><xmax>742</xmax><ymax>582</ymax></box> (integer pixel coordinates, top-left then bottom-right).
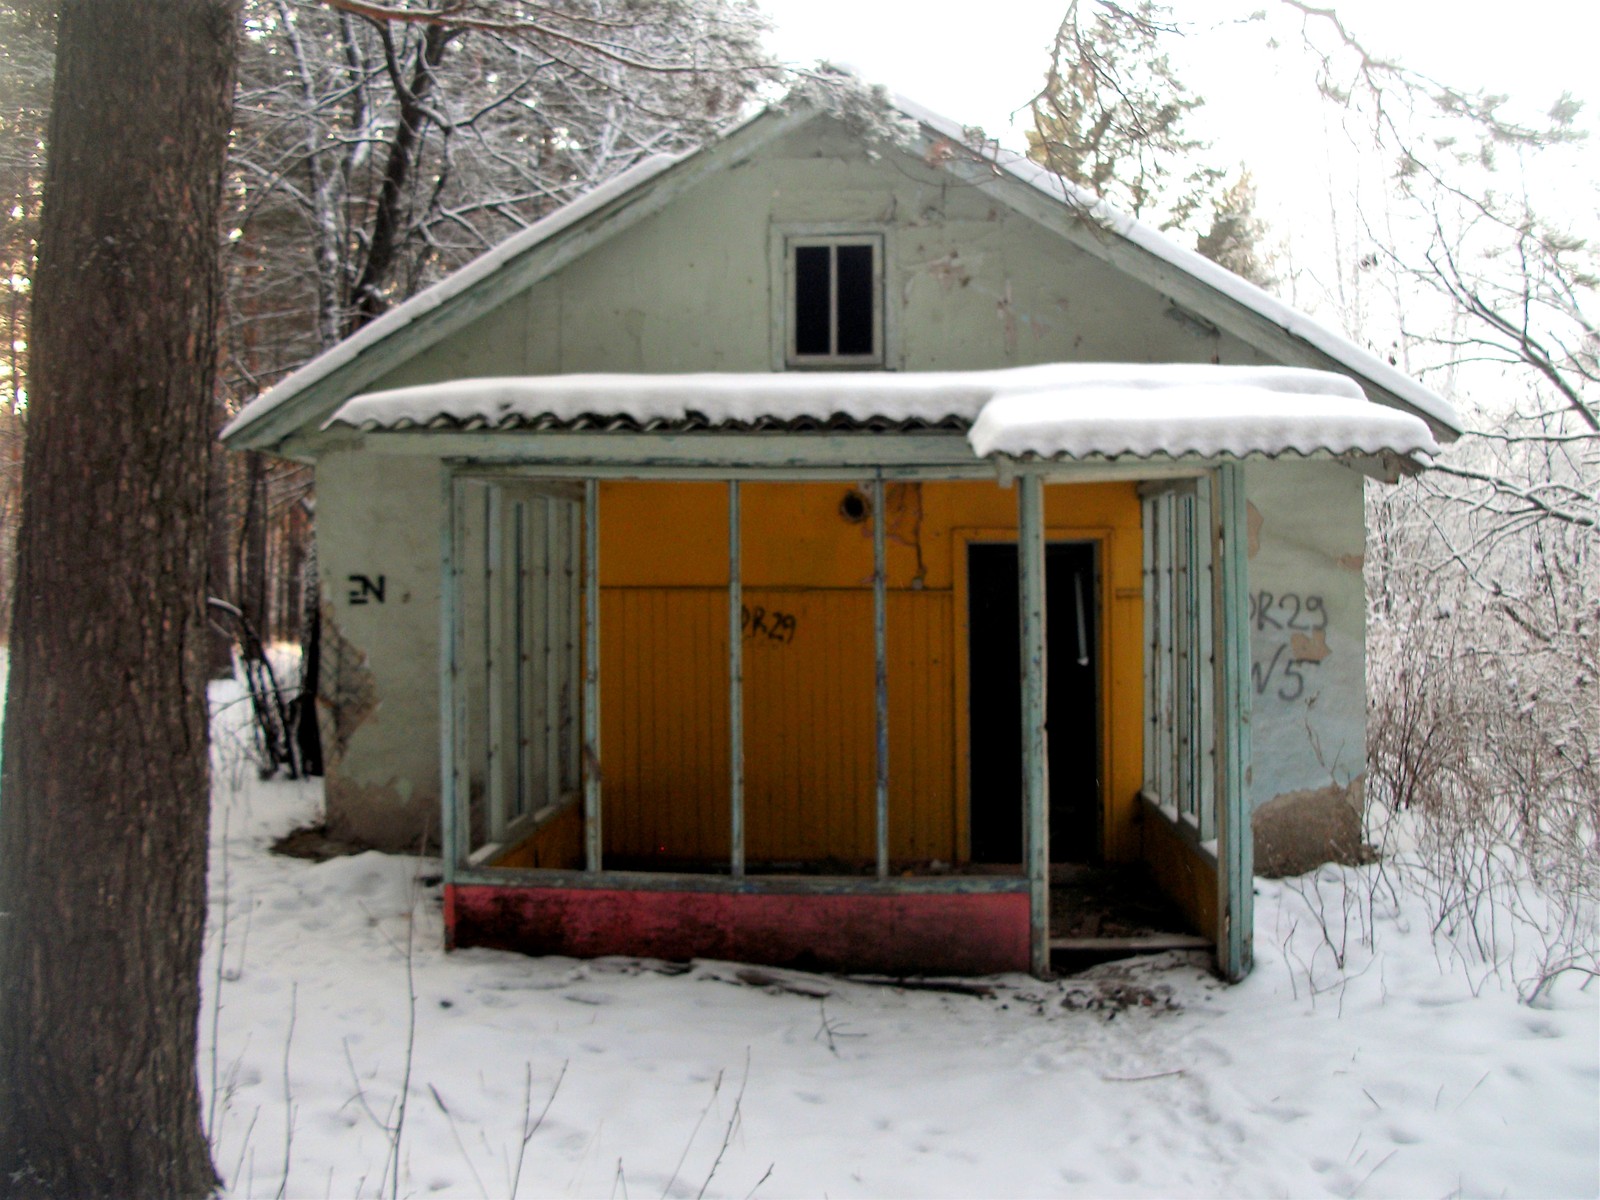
<box><xmin>201</xmin><ymin>677</ymin><xmax>1598</xmax><ymax>1199</ymax></box>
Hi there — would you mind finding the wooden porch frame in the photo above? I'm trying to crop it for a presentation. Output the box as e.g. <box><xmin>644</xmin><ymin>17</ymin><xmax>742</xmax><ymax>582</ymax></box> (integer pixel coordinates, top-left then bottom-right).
<box><xmin>1211</xmin><ymin>463</ymin><xmax>1254</xmax><ymax>980</ymax></box>
<box><xmin>439</xmin><ymin>455</ymin><xmax>1256</xmax><ymax>981</ymax></box>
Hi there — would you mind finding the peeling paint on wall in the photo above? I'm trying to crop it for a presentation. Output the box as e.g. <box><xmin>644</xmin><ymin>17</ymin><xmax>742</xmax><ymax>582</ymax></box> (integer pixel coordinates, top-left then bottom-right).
<box><xmin>317</xmin><ymin>601</ymin><xmax>378</xmax><ymax>769</ymax></box>
<box><xmin>923</xmin><ymin>251</ymin><xmax>971</xmax><ymax>291</ymax></box>
<box><xmin>1290</xmin><ymin>628</ymin><xmax>1331</xmax><ymax>663</ymax></box>
<box><xmin>998</xmin><ymin>280</ymin><xmax>1018</xmax><ymax>354</ymax></box>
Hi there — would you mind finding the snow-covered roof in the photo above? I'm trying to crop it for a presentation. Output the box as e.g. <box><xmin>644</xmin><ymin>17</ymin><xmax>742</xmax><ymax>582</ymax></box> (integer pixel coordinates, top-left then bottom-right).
<box><xmin>326</xmin><ymin>364</ymin><xmax>1440</xmax><ymax>463</ymax></box>
<box><xmin>223</xmin><ymin>93</ymin><xmax>1462</xmax><ymax>452</ymax></box>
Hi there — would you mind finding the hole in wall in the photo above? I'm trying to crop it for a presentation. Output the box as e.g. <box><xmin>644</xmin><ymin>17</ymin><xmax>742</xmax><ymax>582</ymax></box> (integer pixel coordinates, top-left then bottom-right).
<box><xmin>839</xmin><ymin>489</ymin><xmax>871</xmax><ymax>523</ymax></box>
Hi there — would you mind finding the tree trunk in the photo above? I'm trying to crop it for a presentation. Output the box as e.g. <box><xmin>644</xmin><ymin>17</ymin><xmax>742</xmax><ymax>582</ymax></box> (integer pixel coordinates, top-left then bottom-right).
<box><xmin>240</xmin><ymin>447</ymin><xmax>271</xmax><ymax>645</ymax></box>
<box><xmin>207</xmin><ymin>405</ymin><xmax>236</xmax><ymax>679</ymax></box>
<box><xmin>345</xmin><ymin>21</ymin><xmax>451</xmax><ymax>334</ymax></box>
<box><xmin>0</xmin><ymin>2</ymin><xmax>237</xmax><ymax>1196</ymax></box>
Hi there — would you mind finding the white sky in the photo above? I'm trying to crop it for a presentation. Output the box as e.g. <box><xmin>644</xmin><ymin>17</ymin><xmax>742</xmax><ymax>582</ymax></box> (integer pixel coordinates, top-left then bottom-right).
<box><xmin>759</xmin><ymin>0</ymin><xmax>1600</xmax><ymax>157</ymax></box>
<box><xmin>757</xmin><ymin>0</ymin><xmax>1599</xmax><ymax>389</ymax></box>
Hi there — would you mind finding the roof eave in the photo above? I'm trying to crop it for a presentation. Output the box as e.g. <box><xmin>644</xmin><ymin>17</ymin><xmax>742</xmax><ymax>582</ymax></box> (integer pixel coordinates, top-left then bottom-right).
<box><xmin>223</xmin><ymin>91</ymin><xmax>1463</xmax><ymax>453</ymax></box>
<box><xmin>220</xmin><ymin>105</ymin><xmax>815</xmax><ymax>454</ymax></box>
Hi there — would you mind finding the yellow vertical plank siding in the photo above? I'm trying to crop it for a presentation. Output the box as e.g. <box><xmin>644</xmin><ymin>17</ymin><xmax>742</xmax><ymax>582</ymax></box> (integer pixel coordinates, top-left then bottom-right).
<box><xmin>888</xmin><ymin>590</ymin><xmax>956</xmax><ymax>863</ymax></box>
<box><xmin>743</xmin><ymin>589</ymin><xmax>875</xmax><ymax>862</ymax></box>
<box><xmin>596</xmin><ymin>478</ymin><xmax>1143</xmax><ymax>868</ymax></box>
<box><xmin>599</xmin><ymin>587</ymin><xmax>731</xmax><ymax>861</ymax></box>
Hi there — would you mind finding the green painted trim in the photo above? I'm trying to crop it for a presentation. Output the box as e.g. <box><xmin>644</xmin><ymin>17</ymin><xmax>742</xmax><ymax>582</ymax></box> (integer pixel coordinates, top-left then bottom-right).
<box><xmin>451</xmin><ymin>866</ymin><xmax>1032</xmax><ymax>896</ymax></box>
<box><xmin>1211</xmin><ymin>463</ymin><xmax>1254</xmax><ymax>981</ymax></box>
<box><xmin>872</xmin><ymin>471</ymin><xmax>889</xmax><ymax>879</ymax></box>
<box><xmin>439</xmin><ymin>470</ymin><xmax>459</xmax><ymax>881</ymax></box>
<box><xmin>425</xmin><ymin>431</ymin><xmax>986</xmax><ymax>468</ymax></box>
<box><xmin>1194</xmin><ymin>479</ymin><xmax>1217</xmax><ymax>842</ymax></box>
<box><xmin>1018</xmin><ymin>474</ymin><xmax>1051</xmax><ymax>978</ymax></box>
<box><xmin>582</xmin><ymin>478</ymin><xmax>602</xmax><ymax>873</ymax></box>
<box><xmin>485</xmin><ymin>487</ymin><xmax>507</xmax><ymax>840</ymax></box>
<box><xmin>728</xmin><ymin>480</ymin><xmax>745</xmax><ymax>879</ymax></box>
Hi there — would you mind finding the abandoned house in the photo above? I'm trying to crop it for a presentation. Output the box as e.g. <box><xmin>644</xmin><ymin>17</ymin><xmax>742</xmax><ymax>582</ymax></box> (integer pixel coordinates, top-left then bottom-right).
<box><xmin>221</xmin><ymin>95</ymin><xmax>1462</xmax><ymax>981</ymax></box>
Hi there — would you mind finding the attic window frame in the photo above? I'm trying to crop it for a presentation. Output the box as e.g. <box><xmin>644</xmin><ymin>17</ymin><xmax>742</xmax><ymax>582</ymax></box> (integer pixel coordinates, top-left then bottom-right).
<box><xmin>777</xmin><ymin>229</ymin><xmax>887</xmax><ymax>370</ymax></box>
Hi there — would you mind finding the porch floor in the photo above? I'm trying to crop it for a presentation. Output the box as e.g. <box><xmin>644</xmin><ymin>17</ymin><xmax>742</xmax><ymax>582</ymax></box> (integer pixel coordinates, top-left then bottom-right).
<box><xmin>1048</xmin><ymin>862</ymin><xmax>1211</xmax><ymax>969</ymax></box>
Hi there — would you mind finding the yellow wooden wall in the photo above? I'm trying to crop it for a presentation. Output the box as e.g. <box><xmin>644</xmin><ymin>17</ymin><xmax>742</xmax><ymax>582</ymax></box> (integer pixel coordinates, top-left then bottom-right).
<box><xmin>597</xmin><ymin>478</ymin><xmax>1144</xmax><ymax>867</ymax></box>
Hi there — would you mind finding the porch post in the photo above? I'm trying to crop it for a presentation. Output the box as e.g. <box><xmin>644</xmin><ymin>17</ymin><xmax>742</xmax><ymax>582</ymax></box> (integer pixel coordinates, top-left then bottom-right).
<box><xmin>729</xmin><ymin>480</ymin><xmax>745</xmax><ymax>879</ymax></box>
<box><xmin>439</xmin><ymin>471</ymin><xmax>466</xmax><ymax>881</ymax></box>
<box><xmin>583</xmin><ymin>477</ymin><xmax>602</xmax><ymax>873</ymax></box>
<box><xmin>1018</xmin><ymin>472</ymin><xmax>1050</xmax><ymax>978</ymax></box>
<box><xmin>872</xmin><ymin>472</ymin><xmax>889</xmax><ymax>879</ymax></box>
<box><xmin>484</xmin><ymin>487</ymin><xmax>507</xmax><ymax>840</ymax></box>
<box><xmin>1210</xmin><ymin>463</ymin><xmax>1254</xmax><ymax>979</ymax></box>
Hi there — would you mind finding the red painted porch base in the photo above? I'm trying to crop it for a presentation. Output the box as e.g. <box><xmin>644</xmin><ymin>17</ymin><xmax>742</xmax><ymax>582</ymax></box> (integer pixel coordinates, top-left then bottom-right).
<box><xmin>446</xmin><ymin>883</ymin><xmax>1031</xmax><ymax>975</ymax></box>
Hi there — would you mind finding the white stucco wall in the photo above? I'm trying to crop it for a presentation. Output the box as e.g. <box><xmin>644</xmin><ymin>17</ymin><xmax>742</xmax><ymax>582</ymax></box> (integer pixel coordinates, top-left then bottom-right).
<box><xmin>313</xmin><ymin>450</ymin><xmax>446</xmax><ymax>845</ymax></box>
<box><xmin>1243</xmin><ymin>460</ymin><xmax>1369</xmax><ymax>869</ymax></box>
<box><xmin>304</xmin><ymin>119</ymin><xmax>1370</xmax><ymax>851</ymax></box>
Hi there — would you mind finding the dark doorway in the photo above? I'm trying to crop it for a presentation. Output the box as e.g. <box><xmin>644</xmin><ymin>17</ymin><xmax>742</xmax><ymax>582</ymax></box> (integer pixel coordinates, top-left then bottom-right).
<box><xmin>968</xmin><ymin>541</ymin><xmax>1099</xmax><ymax>863</ymax></box>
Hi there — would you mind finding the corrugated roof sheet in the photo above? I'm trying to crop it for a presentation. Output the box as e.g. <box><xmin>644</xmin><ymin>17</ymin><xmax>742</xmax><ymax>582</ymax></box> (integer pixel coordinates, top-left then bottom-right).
<box><xmin>325</xmin><ymin>364</ymin><xmax>1440</xmax><ymax>462</ymax></box>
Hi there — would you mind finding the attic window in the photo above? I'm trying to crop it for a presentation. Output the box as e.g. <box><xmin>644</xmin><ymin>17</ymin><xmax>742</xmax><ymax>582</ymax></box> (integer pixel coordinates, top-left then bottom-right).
<box><xmin>786</xmin><ymin>235</ymin><xmax>883</xmax><ymax>367</ymax></box>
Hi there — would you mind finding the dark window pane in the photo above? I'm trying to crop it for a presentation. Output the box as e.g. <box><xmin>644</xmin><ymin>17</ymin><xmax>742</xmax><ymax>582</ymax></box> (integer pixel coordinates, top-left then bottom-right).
<box><xmin>835</xmin><ymin>243</ymin><xmax>875</xmax><ymax>356</ymax></box>
<box><xmin>793</xmin><ymin>244</ymin><xmax>831</xmax><ymax>355</ymax></box>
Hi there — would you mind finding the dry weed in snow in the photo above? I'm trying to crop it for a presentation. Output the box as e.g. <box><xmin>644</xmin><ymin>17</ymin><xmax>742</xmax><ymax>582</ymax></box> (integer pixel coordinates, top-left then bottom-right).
<box><xmin>201</xmin><ymin>679</ymin><xmax>1597</xmax><ymax>1199</ymax></box>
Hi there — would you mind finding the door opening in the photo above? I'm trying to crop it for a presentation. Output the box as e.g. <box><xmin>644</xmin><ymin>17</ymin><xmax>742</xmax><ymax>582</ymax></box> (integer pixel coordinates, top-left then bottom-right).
<box><xmin>967</xmin><ymin>541</ymin><xmax>1099</xmax><ymax>863</ymax></box>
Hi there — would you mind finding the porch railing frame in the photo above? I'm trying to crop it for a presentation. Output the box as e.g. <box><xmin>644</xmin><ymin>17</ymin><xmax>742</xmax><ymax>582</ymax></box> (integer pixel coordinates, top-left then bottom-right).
<box><xmin>438</xmin><ymin>456</ymin><xmax>1252</xmax><ymax>981</ymax></box>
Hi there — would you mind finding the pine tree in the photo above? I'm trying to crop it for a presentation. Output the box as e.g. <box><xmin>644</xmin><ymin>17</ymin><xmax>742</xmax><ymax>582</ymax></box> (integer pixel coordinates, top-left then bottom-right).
<box><xmin>1028</xmin><ymin>0</ymin><xmax>1222</xmax><ymax>231</ymax></box>
<box><xmin>0</xmin><ymin>1</ymin><xmax>237</xmax><ymax>1194</ymax></box>
<box><xmin>1195</xmin><ymin>170</ymin><xmax>1274</xmax><ymax>287</ymax></box>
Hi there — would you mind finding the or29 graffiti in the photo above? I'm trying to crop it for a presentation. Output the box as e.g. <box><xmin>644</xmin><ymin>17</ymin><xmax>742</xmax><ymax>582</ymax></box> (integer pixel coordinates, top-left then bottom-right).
<box><xmin>1249</xmin><ymin>589</ymin><xmax>1327</xmax><ymax>633</ymax></box>
<box><xmin>1249</xmin><ymin>590</ymin><xmax>1328</xmax><ymax>702</ymax></box>
<box><xmin>742</xmin><ymin>605</ymin><xmax>797</xmax><ymax>644</ymax></box>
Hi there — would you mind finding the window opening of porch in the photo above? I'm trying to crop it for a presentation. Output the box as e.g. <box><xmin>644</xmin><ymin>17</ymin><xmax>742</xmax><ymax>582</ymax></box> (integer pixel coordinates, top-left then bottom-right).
<box><xmin>452</xmin><ymin>475</ymin><xmax>1148</xmax><ymax>922</ymax></box>
<box><xmin>454</xmin><ymin>477</ymin><xmax>1004</xmax><ymax>880</ymax></box>
<box><xmin>1141</xmin><ymin>480</ymin><xmax>1217</xmax><ymax>841</ymax></box>
<box><xmin>786</xmin><ymin>235</ymin><xmax>883</xmax><ymax>367</ymax></box>
<box><xmin>451</xmin><ymin>478</ymin><xmax>586</xmax><ymax>872</ymax></box>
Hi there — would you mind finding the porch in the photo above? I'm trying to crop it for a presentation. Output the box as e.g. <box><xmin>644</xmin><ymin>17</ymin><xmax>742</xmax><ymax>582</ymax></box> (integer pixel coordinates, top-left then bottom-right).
<box><xmin>430</xmin><ymin>445</ymin><xmax>1253</xmax><ymax>981</ymax></box>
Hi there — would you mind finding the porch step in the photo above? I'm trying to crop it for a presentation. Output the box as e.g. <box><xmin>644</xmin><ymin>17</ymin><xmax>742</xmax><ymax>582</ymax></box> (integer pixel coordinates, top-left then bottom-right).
<box><xmin>1048</xmin><ymin>934</ymin><xmax>1213</xmax><ymax>953</ymax></box>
